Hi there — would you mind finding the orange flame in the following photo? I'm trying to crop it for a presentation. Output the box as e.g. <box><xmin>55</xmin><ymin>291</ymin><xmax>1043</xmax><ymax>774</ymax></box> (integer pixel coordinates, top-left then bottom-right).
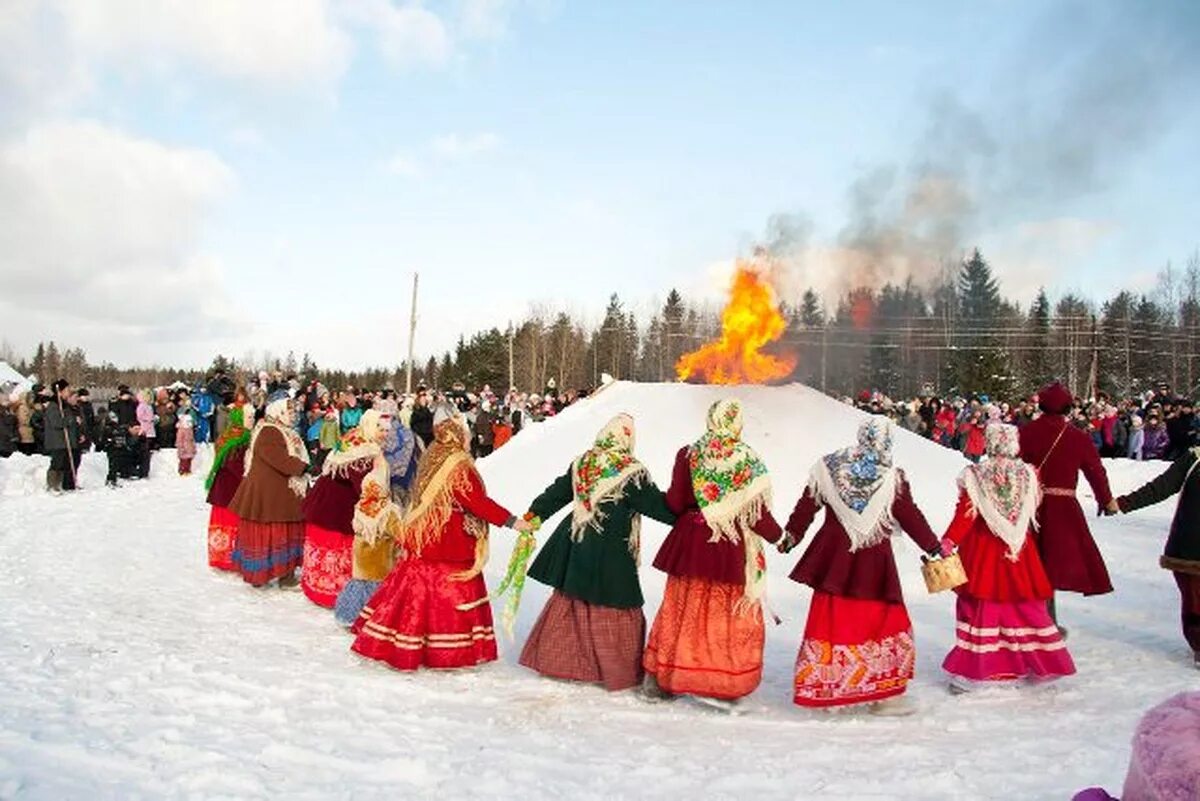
<box><xmin>849</xmin><ymin>289</ymin><xmax>875</xmax><ymax>330</ymax></box>
<box><xmin>676</xmin><ymin>263</ymin><xmax>796</xmax><ymax>385</ymax></box>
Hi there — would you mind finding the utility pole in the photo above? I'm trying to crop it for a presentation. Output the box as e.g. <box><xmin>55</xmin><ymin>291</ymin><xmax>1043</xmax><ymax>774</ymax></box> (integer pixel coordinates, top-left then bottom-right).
<box><xmin>405</xmin><ymin>272</ymin><xmax>419</xmax><ymax>394</ymax></box>
<box><xmin>507</xmin><ymin>321</ymin><xmax>515</xmax><ymax>391</ymax></box>
<box><xmin>820</xmin><ymin>326</ymin><xmax>828</xmax><ymax>394</ymax></box>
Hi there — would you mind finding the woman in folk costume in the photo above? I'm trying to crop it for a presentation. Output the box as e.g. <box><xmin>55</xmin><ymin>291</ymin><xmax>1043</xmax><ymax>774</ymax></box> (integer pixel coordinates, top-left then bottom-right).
<box><xmin>643</xmin><ymin>399</ymin><xmax>784</xmax><ymax>709</ymax></box>
<box><xmin>204</xmin><ymin>405</ymin><xmax>251</xmax><ymax>571</ymax></box>
<box><xmin>229</xmin><ymin>389</ymin><xmax>311</xmax><ymax>587</ymax></box>
<box><xmin>300</xmin><ymin>409</ymin><xmax>389</xmax><ymax>608</ymax></box>
<box><xmin>350</xmin><ymin>405</ymin><xmax>533</xmax><ymax>670</ymax></box>
<box><xmin>520</xmin><ymin>413</ymin><xmax>676</xmax><ymax>692</ymax></box>
<box><xmin>941</xmin><ymin>423</ymin><xmax>1075</xmax><ymax>690</ymax></box>
<box><xmin>780</xmin><ymin>418</ymin><xmax>940</xmax><ymax>714</ymax></box>
<box><xmin>1019</xmin><ymin>382</ymin><xmax>1118</xmax><ymax>634</ymax></box>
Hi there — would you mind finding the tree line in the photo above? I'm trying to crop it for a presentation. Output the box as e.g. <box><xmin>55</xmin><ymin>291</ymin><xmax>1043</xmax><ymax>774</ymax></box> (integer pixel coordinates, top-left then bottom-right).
<box><xmin>4</xmin><ymin>246</ymin><xmax>1199</xmax><ymax>401</ymax></box>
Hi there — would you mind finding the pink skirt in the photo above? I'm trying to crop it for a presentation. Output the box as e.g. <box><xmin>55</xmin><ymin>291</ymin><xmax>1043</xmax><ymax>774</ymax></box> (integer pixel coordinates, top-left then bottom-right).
<box><xmin>942</xmin><ymin>595</ymin><xmax>1076</xmax><ymax>683</ymax></box>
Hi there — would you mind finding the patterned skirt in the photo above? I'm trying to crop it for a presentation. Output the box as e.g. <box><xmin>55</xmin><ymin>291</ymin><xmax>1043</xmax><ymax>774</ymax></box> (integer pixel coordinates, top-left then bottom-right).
<box><xmin>642</xmin><ymin>575</ymin><xmax>764</xmax><ymax>700</ymax></box>
<box><xmin>301</xmin><ymin>523</ymin><xmax>353</xmax><ymax>608</ymax></box>
<box><xmin>351</xmin><ymin>559</ymin><xmax>497</xmax><ymax>671</ymax></box>
<box><xmin>520</xmin><ymin>590</ymin><xmax>646</xmax><ymax>692</ymax></box>
<box><xmin>232</xmin><ymin>520</ymin><xmax>305</xmax><ymax>587</ymax></box>
<box><xmin>942</xmin><ymin>595</ymin><xmax>1075</xmax><ymax>684</ymax></box>
<box><xmin>794</xmin><ymin>592</ymin><xmax>914</xmax><ymax>708</ymax></box>
<box><xmin>207</xmin><ymin>505</ymin><xmax>239</xmax><ymax>571</ymax></box>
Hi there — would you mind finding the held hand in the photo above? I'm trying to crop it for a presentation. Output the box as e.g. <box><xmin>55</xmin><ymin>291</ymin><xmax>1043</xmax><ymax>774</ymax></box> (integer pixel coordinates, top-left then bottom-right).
<box><xmin>512</xmin><ymin>518</ymin><xmax>534</xmax><ymax>534</ymax></box>
<box><xmin>1102</xmin><ymin>499</ymin><xmax>1120</xmax><ymax>517</ymax></box>
<box><xmin>939</xmin><ymin>537</ymin><xmax>955</xmax><ymax>557</ymax></box>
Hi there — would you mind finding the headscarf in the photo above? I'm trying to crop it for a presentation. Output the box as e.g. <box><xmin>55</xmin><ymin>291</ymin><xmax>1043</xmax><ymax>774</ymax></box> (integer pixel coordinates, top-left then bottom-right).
<box><xmin>688</xmin><ymin>399</ymin><xmax>772</xmax><ymax>543</ymax></box>
<box><xmin>958</xmin><ymin>423</ymin><xmax>1040</xmax><ymax>561</ymax></box>
<box><xmin>244</xmin><ymin>388</ymin><xmax>310</xmax><ymax>497</ymax></box>
<box><xmin>571</xmin><ymin>413</ymin><xmax>648</xmax><ymax>552</ymax></box>
<box><xmin>688</xmin><ymin>399</ymin><xmax>772</xmax><ymax>611</ymax></box>
<box><xmin>205</xmin><ymin>405</ymin><xmax>249</xmax><ymax>490</ymax></box>
<box><xmin>382</xmin><ymin>415</ymin><xmax>417</xmax><ymax>492</ymax></box>
<box><xmin>322</xmin><ymin>409</ymin><xmax>384</xmax><ymax>477</ymax></box>
<box><xmin>809</xmin><ymin>417</ymin><xmax>899</xmax><ymax>552</ymax></box>
<box><xmin>396</xmin><ymin>405</ymin><xmax>484</xmax><ymax>556</ymax></box>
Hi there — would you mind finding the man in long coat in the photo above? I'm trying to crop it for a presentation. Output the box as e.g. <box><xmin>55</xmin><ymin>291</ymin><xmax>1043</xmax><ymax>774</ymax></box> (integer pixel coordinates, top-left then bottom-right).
<box><xmin>1019</xmin><ymin>382</ymin><xmax>1119</xmax><ymax>633</ymax></box>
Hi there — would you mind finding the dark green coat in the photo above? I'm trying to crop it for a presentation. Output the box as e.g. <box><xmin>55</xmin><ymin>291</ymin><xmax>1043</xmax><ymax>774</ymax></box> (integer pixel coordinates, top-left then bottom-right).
<box><xmin>527</xmin><ymin>466</ymin><xmax>676</xmax><ymax>609</ymax></box>
<box><xmin>1118</xmin><ymin>448</ymin><xmax>1200</xmax><ymax>575</ymax></box>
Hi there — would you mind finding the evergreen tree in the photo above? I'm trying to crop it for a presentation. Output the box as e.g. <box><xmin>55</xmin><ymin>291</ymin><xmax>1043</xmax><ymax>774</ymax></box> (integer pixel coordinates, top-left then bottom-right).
<box><xmin>662</xmin><ymin>289</ymin><xmax>686</xmax><ymax>375</ymax></box>
<box><xmin>44</xmin><ymin>341</ymin><xmax>61</xmax><ymax>381</ymax></box>
<box><xmin>31</xmin><ymin>342</ymin><xmax>46</xmax><ymax>381</ymax></box>
<box><xmin>954</xmin><ymin>249</ymin><xmax>1006</xmax><ymax>396</ymax></box>
<box><xmin>800</xmin><ymin>289</ymin><xmax>824</xmax><ymax>328</ymax></box>
<box><xmin>1022</xmin><ymin>289</ymin><xmax>1053</xmax><ymax>395</ymax></box>
<box><xmin>1099</xmin><ymin>291</ymin><xmax>1136</xmax><ymax>396</ymax></box>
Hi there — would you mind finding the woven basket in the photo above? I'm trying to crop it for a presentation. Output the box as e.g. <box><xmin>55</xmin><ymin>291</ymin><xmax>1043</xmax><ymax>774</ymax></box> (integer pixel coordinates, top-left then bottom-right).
<box><xmin>922</xmin><ymin>552</ymin><xmax>967</xmax><ymax>594</ymax></box>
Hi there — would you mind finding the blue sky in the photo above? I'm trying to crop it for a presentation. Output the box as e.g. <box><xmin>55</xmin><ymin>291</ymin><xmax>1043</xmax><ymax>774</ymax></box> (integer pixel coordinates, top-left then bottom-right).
<box><xmin>0</xmin><ymin>0</ymin><xmax>1196</xmax><ymax>369</ymax></box>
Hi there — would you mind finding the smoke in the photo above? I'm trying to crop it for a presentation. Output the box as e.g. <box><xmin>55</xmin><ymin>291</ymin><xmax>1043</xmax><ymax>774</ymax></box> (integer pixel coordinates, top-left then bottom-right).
<box><xmin>757</xmin><ymin>0</ymin><xmax>1200</xmax><ymax>300</ymax></box>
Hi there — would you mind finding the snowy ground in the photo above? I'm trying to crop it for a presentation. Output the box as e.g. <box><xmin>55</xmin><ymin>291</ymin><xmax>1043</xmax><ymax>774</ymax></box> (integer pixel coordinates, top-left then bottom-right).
<box><xmin>0</xmin><ymin>382</ymin><xmax>1195</xmax><ymax>800</ymax></box>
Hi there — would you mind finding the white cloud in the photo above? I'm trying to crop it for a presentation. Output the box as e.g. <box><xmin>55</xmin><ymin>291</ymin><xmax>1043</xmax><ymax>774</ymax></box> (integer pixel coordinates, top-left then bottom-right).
<box><xmin>431</xmin><ymin>131</ymin><xmax>501</xmax><ymax>159</ymax></box>
<box><xmin>341</xmin><ymin>0</ymin><xmax>452</xmax><ymax>69</ymax></box>
<box><xmin>384</xmin><ymin>153</ymin><xmax>421</xmax><ymax>176</ymax></box>
<box><xmin>461</xmin><ymin>0</ymin><xmax>514</xmax><ymax>40</ymax></box>
<box><xmin>55</xmin><ymin>0</ymin><xmax>352</xmax><ymax>89</ymax></box>
<box><xmin>227</xmin><ymin>126</ymin><xmax>266</xmax><ymax>149</ymax></box>
<box><xmin>0</xmin><ymin>120</ymin><xmax>245</xmax><ymax>358</ymax></box>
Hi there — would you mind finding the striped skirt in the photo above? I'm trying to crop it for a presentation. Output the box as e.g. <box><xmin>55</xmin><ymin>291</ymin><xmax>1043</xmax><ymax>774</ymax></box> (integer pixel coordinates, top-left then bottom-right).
<box><xmin>643</xmin><ymin>575</ymin><xmax>765</xmax><ymax>700</ymax></box>
<box><xmin>351</xmin><ymin>559</ymin><xmax>497</xmax><ymax>671</ymax></box>
<box><xmin>942</xmin><ymin>595</ymin><xmax>1075</xmax><ymax>684</ymax></box>
<box><xmin>231</xmin><ymin>520</ymin><xmax>305</xmax><ymax>587</ymax></box>
<box><xmin>794</xmin><ymin>592</ymin><xmax>914</xmax><ymax>708</ymax></box>
<box><xmin>520</xmin><ymin>591</ymin><xmax>645</xmax><ymax>692</ymax></box>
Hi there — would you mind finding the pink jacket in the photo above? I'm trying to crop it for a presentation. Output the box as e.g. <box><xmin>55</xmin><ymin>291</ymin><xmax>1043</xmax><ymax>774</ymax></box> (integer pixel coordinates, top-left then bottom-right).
<box><xmin>136</xmin><ymin>402</ymin><xmax>156</xmax><ymax>438</ymax></box>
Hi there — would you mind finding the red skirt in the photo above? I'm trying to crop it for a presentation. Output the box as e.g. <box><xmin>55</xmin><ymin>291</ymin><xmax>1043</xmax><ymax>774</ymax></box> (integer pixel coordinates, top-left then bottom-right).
<box><xmin>943</xmin><ymin>595</ymin><xmax>1075</xmax><ymax>683</ymax></box>
<box><xmin>207</xmin><ymin>505</ymin><xmax>239</xmax><ymax>571</ymax></box>
<box><xmin>520</xmin><ymin>590</ymin><xmax>645</xmax><ymax>692</ymax></box>
<box><xmin>232</xmin><ymin>520</ymin><xmax>305</xmax><ymax>587</ymax></box>
<box><xmin>301</xmin><ymin>523</ymin><xmax>353</xmax><ymax>608</ymax></box>
<box><xmin>643</xmin><ymin>575</ymin><xmax>764</xmax><ymax>700</ymax></box>
<box><xmin>794</xmin><ymin>592</ymin><xmax>914</xmax><ymax>708</ymax></box>
<box><xmin>351</xmin><ymin>559</ymin><xmax>497</xmax><ymax>671</ymax></box>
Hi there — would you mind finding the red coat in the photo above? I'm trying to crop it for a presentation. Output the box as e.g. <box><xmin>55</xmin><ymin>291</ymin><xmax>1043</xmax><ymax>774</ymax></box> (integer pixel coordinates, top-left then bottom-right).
<box><xmin>783</xmin><ymin>472</ymin><xmax>939</xmax><ymax>604</ymax></box>
<box><xmin>942</xmin><ymin>491</ymin><xmax>1052</xmax><ymax>602</ymax></box>
<box><xmin>417</xmin><ymin>468</ymin><xmax>513</xmax><ymax>566</ymax></box>
<box><xmin>1019</xmin><ymin>413</ymin><xmax>1114</xmax><ymax>595</ymax></box>
<box><xmin>652</xmin><ymin>447</ymin><xmax>783</xmax><ymax>585</ymax></box>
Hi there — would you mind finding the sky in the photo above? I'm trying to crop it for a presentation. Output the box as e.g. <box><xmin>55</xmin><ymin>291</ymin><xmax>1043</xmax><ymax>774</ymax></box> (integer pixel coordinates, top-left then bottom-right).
<box><xmin>0</xmin><ymin>0</ymin><xmax>1197</xmax><ymax>370</ymax></box>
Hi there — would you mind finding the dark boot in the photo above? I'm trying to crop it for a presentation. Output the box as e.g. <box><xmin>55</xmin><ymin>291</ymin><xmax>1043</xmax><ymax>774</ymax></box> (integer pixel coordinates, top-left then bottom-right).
<box><xmin>46</xmin><ymin>469</ymin><xmax>63</xmax><ymax>493</ymax></box>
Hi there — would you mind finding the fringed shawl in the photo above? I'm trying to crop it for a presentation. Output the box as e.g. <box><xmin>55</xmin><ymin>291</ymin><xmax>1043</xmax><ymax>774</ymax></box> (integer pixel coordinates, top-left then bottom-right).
<box><xmin>809</xmin><ymin>417</ymin><xmax>898</xmax><ymax>552</ymax></box>
<box><xmin>958</xmin><ymin>423</ymin><xmax>1040</xmax><ymax>561</ymax></box>
<box><xmin>244</xmin><ymin>418</ymin><xmax>311</xmax><ymax>498</ymax></box>
<box><xmin>353</xmin><ymin>453</ymin><xmax>401</xmax><ymax>546</ymax></box>
<box><xmin>570</xmin><ymin>413</ymin><xmax>648</xmax><ymax>558</ymax></box>
<box><xmin>396</xmin><ymin>418</ymin><xmax>486</xmax><ymax>556</ymax></box>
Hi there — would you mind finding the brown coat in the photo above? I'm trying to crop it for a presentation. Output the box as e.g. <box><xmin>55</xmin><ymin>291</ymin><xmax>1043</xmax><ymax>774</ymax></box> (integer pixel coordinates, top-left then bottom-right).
<box><xmin>230</xmin><ymin>426</ymin><xmax>309</xmax><ymax>523</ymax></box>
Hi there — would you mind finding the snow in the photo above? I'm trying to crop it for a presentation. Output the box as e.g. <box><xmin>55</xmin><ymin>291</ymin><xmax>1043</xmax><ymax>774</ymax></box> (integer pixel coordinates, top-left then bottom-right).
<box><xmin>0</xmin><ymin>381</ymin><xmax>1195</xmax><ymax>801</ymax></box>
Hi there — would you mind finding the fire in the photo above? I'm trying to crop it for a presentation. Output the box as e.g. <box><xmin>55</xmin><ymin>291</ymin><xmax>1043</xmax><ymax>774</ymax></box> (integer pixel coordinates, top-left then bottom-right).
<box><xmin>848</xmin><ymin>289</ymin><xmax>875</xmax><ymax>330</ymax></box>
<box><xmin>676</xmin><ymin>263</ymin><xmax>797</xmax><ymax>385</ymax></box>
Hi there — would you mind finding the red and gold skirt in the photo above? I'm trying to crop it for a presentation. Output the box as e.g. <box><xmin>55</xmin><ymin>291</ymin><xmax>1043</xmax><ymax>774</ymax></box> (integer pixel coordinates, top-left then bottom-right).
<box><xmin>520</xmin><ymin>590</ymin><xmax>646</xmax><ymax>692</ymax></box>
<box><xmin>207</xmin><ymin>505</ymin><xmax>239</xmax><ymax>571</ymax></box>
<box><xmin>301</xmin><ymin>523</ymin><xmax>354</xmax><ymax>608</ymax></box>
<box><xmin>351</xmin><ymin>559</ymin><xmax>497</xmax><ymax>671</ymax></box>
<box><xmin>793</xmin><ymin>592</ymin><xmax>914</xmax><ymax>708</ymax></box>
<box><xmin>642</xmin><ymin>575</ymin><xmax>764</xmax><ymax>700</ymax></box>
<box><xmin>232</xmin><ymin>520</ymin><xmax>305</xmax><ymax>587</ymax></box>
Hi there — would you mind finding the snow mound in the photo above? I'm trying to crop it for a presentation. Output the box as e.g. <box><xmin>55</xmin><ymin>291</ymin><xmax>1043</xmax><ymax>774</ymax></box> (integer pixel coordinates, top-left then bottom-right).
<box><xmin>0</xmin><ymin>447</ymin><xmax>213</xmax><ymax>497</ymax></box>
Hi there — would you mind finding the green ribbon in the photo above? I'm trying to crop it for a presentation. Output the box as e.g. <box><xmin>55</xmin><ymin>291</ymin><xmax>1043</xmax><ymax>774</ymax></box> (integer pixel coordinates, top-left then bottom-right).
<box><xmin>492</xmin><ymin>531</ymin><xmax>537</xmax><ymax>640</ymax></box>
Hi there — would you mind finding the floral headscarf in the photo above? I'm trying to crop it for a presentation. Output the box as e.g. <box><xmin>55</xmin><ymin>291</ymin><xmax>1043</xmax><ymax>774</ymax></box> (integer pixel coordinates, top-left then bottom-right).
<box><xmin>571</xmin><ymin>413</ymin><xmax>648</xmax><ymax>544</ymax></box>
<box><xmin>688</xmin><ymin>399</ymin><xmax>772</xmax><ymax>612</ymax></box>
<box><xmin>810</xmin><ymin>417</ymin><xmax>899</xmax><ymax>552</ymax></box>
<box><xmin>959</xmin><ymin>423</ymin><xmax>1039</xmax><ymax>560</ymax></box>
<box><xmin>205</xmin><ymin>406</ymin><xmax>249</xmax><ymax>491</ymax></box>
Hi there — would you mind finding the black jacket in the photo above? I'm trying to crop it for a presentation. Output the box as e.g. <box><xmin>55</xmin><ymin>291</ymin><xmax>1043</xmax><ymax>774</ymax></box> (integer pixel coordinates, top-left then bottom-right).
<box><xmin>0</xmin><ymin>408</ymin><xmax>14</xmax><ymax>455</ymax></box>
<box><xmin>1118</xmin><ymin>448</ymin><xmax>1200</xmax><ymax>575</ymax></box>
<box><xmin>410</xmin><ymin>406</ymin><xmax>434</xmax><ymax>447</ymax></box>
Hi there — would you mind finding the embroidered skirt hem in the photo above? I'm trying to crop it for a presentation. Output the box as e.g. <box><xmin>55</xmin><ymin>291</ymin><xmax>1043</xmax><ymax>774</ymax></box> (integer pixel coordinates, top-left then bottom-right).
<box><xmin>207</xmin><ymin>505</ymin><xmax>239</xmax><ymax>571</ymax></box>
<box><xmin>301</xmin><ymin>523</ymin><xmax>353</xmax><ymax>608</ymax></box>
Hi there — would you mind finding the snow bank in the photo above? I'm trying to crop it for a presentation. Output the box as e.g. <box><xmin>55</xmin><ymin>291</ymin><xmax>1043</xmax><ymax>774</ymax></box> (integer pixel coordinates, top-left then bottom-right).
<box><xmin>0</xmin><ymin>447</ymin><xmax>213</xmax><ymax>497</ymax></box>
<box><xmin>0</xmin><ymin>382</ymin><xmax>1192</xmax><ymax>801</ymax></box>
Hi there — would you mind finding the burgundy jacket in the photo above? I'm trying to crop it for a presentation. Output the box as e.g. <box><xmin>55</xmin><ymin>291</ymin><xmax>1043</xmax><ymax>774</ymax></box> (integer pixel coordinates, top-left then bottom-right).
<box><xmin>1019</xmin><ymin>413</ymin><xmax>1115</xmax><ymax>595</ymax></box>
<box><xmin>782</xmin><ymin>472</ymin><xmax>939</xmax><ymax>604</ymax></box>
<box><xmin>206</xmin><ymin>446</ymin><xmax>246</xmax><ymax>509</ymax></box>
<box><xmin>652</xmin><ymin>447</ymin><xmax>783</xmax><ymax>585</ymax></box>
<box><xmin>302</xmin><ymin>460</ymin><xmax>373</xmax><ymax>536</ymax></box>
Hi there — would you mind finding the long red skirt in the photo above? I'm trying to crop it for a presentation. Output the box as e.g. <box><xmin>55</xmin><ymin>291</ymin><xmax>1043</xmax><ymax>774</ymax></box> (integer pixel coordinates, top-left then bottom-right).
<box><xmin>232</xmin><ymin>520</ymin><xmax>305</xmax><ymax>587</ymax></box>
<box><xmin>942</xmin><ymin>595</ymin><xmax>1075</xmax><ymax>684</ymax></box>
<box><xmin>794</xmin><ymin>592</ymin><xmax>914</xmax><ymax>708</ymax></box>
<box><xmin>351</xmin><ymin>559</ymin><xmax>497</xmax><ymax>671</ymax></box>
<box><xmin>520</xmin><ymin>590</ymin><xmax>646</xmax><ymax>691</ymax></box>
<box><xmin>207</xmin><ymin>505</ymin><xmax>239</xmax><ymax>571</ymax></box>
<box><xmin>643</xmin><ymin>575</ymin><xmax>764</xmax><ymax>700</ymax></box>
<box><xmin>301</xmin><ymin>523</ymin><xmax>353</xmax><ymax>608</ymax></box>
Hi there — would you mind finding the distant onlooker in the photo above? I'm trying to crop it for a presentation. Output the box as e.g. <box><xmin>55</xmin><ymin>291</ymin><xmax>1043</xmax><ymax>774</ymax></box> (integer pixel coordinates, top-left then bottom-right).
<box><xmin>0</xmin><ymin>401</ymin><xmax>15</xmax><ymax>458</ymax></box>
